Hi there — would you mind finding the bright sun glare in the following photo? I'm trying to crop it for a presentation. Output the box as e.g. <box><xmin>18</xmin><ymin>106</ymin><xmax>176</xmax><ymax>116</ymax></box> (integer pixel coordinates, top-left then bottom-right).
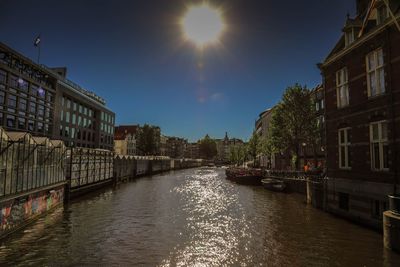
<box><xmin>182</xmin><ymin>4</ymin><xmax>225</xmax><ymax>47</ymax></box>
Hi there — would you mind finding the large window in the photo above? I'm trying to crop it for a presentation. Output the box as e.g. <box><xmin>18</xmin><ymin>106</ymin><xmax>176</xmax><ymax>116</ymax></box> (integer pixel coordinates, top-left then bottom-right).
<box><xmin>370</xmin><ymin>121</ymin><xmax>389</xmax><ymax>171</ymax></box>
<box><xmin>0</xmin><ymin>69</ymin><xmax>6</xmax><ymax>83</ymax></box>
<box><xmin>336</xmin><ymin>68</ymin><xmax>349</xmax><ymax>108</ymax></box>
<box><xmin>377</xmin><ymin>4</ymin><xmax>389</xmax><ymax>24</ymax></box>
<box><xmin>366</xmin><ymin>48</ymin><xmax>385</xmax><ymax>97</ymax></box>
<box><xmin>7</xmin><ymin>94</ymin><xmax>17</xmax><ymax>108</ymax></box>
<box><xmin>0</xmin><ymin>91</ymin><xmax>4</xmax><ymax>104</ymax></box>
<box><xmin>339</xmin><ymin>128</ymin><xmax>351</xmax><ymax>169</ymax></box>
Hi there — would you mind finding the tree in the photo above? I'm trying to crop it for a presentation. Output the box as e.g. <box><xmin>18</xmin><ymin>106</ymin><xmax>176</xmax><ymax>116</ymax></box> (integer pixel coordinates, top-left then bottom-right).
<box><xmin>247</xmin><ymin>131</ymin><xmax>260</xmax><ymax>166</ymax></box>
<box><xmin>257</xmin><ymin>135</ymin><xmax>275</xmax><ymax>169</ymax></box>
<box><xmin>229</xmin><ymin>144</ymin><xmax>247</xmax><ymax>166</ymax></box>
<box><xmin>136</xmin><ymin>124</ymin><xmax>161</xmax><ymax>155</ymax></box>
<box><xmin>269</xmin><ymin>84</ymin><xmax>319</xmax><ymax>170</ymax></box>
<box><xmin>198</xmin><ymin>134</ymin><xmax>217</xmax><ymax>160</ymax></box>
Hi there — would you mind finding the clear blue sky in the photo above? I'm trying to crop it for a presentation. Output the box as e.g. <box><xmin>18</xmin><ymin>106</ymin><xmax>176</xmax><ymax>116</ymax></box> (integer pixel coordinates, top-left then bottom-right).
<box><xmin>0</xmin><ymin>0</ymin><xmax>355</xmax><ymax>142</ymax></box>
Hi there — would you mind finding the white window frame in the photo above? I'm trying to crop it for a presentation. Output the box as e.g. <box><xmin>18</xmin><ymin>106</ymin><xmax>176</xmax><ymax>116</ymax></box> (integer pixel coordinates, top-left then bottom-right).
<box><xmin>345</xmin><ymin>28</ymin><xmax>355</xmax><ymax>47</ymax></box>
<box><xmin>366</xmin><ymin>48</ymin><xmax>385</xmax><ymax>97</ymax></box>
<box><xmin>338</xmin><ymin>127</ymin><xmax>351</xmax><ymax>169</ymax></box>
<box><xmin>336</xmin><ymin>68</ymin><xmax>349</xmax><ymax>108</ymax></box>
<box><xmin>377</xmin><ymin>4</ymin><xmax>389</xmax><ymax>25</ymax></box>
<box><xmin>370</xmin><ymin>121</ymin><xmax>389</xmax><ymax>171</ymax></box>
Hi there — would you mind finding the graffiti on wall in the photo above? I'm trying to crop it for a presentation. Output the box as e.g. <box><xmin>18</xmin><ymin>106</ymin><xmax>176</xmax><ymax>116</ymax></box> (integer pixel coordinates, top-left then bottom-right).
<box><xmin>0</xmin><ymin>187</ymin><xmax>64</xmax><ymax>234</ymax></box>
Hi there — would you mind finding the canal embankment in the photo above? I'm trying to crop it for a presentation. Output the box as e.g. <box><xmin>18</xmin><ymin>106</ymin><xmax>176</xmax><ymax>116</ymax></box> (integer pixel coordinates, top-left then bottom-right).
<box><xmin>0</xmin><ymin>127</ymin><xmax>206</xmax><ymax>239</ymax></box>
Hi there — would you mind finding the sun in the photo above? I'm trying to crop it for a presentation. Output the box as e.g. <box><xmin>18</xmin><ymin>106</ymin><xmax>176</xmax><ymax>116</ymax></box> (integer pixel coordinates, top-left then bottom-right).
<box><xmin>181</xmin><ymin>3</ymin><xmax>225</xmax><ymax>47</ymax></box>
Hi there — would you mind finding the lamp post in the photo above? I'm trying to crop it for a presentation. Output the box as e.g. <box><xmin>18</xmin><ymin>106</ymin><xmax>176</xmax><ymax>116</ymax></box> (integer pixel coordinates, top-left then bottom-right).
<box><xmin>302</xmin><ymin>142</ymin><xmax>307</xmax><ymax>171</ymax></box>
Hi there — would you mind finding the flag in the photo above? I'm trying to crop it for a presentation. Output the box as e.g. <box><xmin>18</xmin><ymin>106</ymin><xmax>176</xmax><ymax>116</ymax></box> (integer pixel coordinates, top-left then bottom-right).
<box><xmin>34</xmin><ymin>35</ymin><xmax>41</xmax><ymax>47</ymax></box>
<box><xmin>358</xmin><ymin>0</ymin><xmax>377</xmax><ymax>37</ymax></box>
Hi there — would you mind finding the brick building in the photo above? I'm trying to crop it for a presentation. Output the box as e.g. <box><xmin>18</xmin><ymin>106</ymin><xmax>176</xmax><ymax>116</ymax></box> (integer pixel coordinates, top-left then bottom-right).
<box><xmin>320</xmin><ymin>0</ymin><xmax>400</xmax><ymax>228</ymax></box>
<box><xmin>114</xmin><ymin>125</ymin><xmax>138</xmax><ymax>155</ymax></box>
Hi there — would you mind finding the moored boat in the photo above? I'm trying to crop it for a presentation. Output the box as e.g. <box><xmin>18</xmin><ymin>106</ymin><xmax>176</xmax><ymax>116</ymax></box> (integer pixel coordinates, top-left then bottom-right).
<box><xmin>225</xmin><ymin>167</ymin><xmax>263</xmax><ymax>185</ymax></box>
<box><xmin>261</xmin><ymin>178</ymin><xmax>286</xmax><ymax>192</ymax></box>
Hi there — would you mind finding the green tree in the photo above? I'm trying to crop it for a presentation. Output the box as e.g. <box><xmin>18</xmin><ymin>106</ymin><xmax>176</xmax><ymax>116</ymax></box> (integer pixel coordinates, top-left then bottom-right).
<box><xmin>136</xmin><ymin>124</ymin><xmax>161</xmax><ymax>155</ymax></box>
<box><xmin>247</xmin><ymin>131</ymin><xmax>260</xmax><ymax>166</ymax></box>
<box><xmin>269</xmin><ymin>84</ymin><xmax>318</xmax><ymax>170</ymax></box>
<box><xmin>229</xmin><ymin>144</ymin><xmax>247</xmax><ymax>166</ymax></box>
<box><xmin>257</xmin><ymin>135</ymin><xmax>275</xmax><ymax>168</ymax></box>
<box><xmin>198</xmin><ymin>135</ymin><xmax>217</xmax><ymax>160</ymax></box>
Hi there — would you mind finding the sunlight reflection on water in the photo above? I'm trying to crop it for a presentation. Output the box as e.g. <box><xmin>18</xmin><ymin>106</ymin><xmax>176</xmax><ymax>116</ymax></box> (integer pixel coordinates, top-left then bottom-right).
<box><xmin>0</xmin><ymin>168</ymin><xmax>399</xmax><ymax>266</ymax></box>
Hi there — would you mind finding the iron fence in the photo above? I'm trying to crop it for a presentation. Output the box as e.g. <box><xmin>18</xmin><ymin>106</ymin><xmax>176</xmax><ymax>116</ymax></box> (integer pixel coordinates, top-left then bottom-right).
<box><xmin>66</xmin><ymin>147</ymin><xmax>114</xmax><ymax>189</ymax></box>
<box><xmin>0</xmin><ymin>128</ymin><xmax>66</xmax><ymax>198</ymax></box>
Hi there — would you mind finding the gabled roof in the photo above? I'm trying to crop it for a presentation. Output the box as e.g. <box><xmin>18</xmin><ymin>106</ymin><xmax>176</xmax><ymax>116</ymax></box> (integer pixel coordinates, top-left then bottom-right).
<box><xmin>114</xmin><ymin>125</ymin><xmax>139</xmax><ymax>140</ymax></box>
<box><xmin>322</xmin><ymin>0</ymin><xmax>400</xmax><ymax>67</ymax></box>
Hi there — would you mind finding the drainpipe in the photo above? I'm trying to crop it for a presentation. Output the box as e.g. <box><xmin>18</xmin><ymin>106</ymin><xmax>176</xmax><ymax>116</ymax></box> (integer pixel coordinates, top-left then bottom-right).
<box><xmin>387</xmin><ymin>29</ymin><xmax>398</xmax><ymax>194</ymax></box>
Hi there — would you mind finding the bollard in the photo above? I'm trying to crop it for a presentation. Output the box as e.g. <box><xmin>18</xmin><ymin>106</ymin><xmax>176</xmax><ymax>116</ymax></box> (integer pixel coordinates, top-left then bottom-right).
<box><xmin>306</xmin><ymin>179</ymin><xmax>312</xmax><ymax>204</ymax></box>
<box><xmin>384</xmin><ymin>194</ymin><xmax>400</xmax><ymax>252</ymax></box>
<box><xmin>383</xmin><ymin>211</ymin><xmax>400</xmax><ymax>252</ymax></box>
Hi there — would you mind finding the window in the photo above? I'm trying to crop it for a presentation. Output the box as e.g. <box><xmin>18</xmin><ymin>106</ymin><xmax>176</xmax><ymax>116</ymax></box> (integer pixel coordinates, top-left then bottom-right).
<box><xmin>0</xmin><ymin>91</ymin><xmax>4</xmax><ymax>104</ymax></box>
<box><xmin>19</xmin><ymin>98</ymin><xmax>27</xmax><ymax>111</ymax></box>
<box><xmin>72</xmin><ymin>113</ymin><xmax>76</xmax><ymax>124</ymax></box>
<box><xmin>0</xmin><ymin>112</ymin><xmax>3</xmax><ymax>126</ymax></box>
<box><xmin>366</xmin><ymin>48</ymin><xmax>385</xmax><ymax>97</ymax></box>
<box><xmin>7</xmin><ymin>94</ymin><xmax>17</xmax><ymax>108</ymax></box>
<box><xmin>29</xmin><ymin>102</ymin><xmax>36</xmax><ymax>113</ymax></box>
<box><xmin>336</xmin><ymin>68</ymin><xmax>349</xmax><ymax>108</ymax></box>
<box><xmin>0</xmin><ymin>69</ymin><xmax>6</xmax><ymax>83</ymax></box>
<box><xmin>6</xmin><ymin>115</ymin><xmax>15</xmax><ymax>128</ymax></box>
<box><xmin>37</xmin><ymin>122</ymin><xmax>44</xmax><ymax>132</ymax></box>
<box><xmin>18</xmin><ymin>117</ymin><xmax>25</xmax><ymax>129</ymax></box>
<box><xmin>377</xmin><ymin>4</ymin><xmax>389</xmax><ymax>24</ymax></box>
<box><xmin>339</xmin><ymin>128</ymin><xmax>351</xmax><ymax>169</ymax></box>
<box><xmin>47</xmin><ymin>92</ymin><xmax>54</xmax><ymax>103</ymax></box>
<box><xmin>65</xmin><ymin>111</ymin><xmax>70</xmax><ymax>123</ymax></box>
<box><xmin>28</xmin><ymin>120</ymin><xmax>34</xmax><ymax>131</ymax></box>
<box><xmin>38</xmin><ymin>105</ymin><xmax>45</xmax><ymax>117</ymax></box>
<box><xmin>370</xmin><ymin>121</ymin><xmax>389</xmax><ymax>171</ymax></box>
<box><xmin>345</xmin><ymin>29</ymin><xmax>355</xmax><ymax>47</ymax></box>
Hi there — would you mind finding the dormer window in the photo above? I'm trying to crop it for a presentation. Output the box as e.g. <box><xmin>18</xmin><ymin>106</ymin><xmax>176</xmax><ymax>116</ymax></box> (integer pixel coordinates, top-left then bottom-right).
<box><xmin>345</xmin><ymin>29</ymin><xmax>356</xmax><ymax>46</ymax></box>
<box><xmin>377</xmin><ymin>3</ymin><xmax>389</xmax><ymax>24</ymax></box>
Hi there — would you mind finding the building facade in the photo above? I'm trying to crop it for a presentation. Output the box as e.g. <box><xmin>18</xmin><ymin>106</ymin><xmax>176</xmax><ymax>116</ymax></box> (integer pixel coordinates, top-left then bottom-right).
<box><xmin>215</xmin><ymin>132</ymin><xmax>244</xmax><ymax>163</ymax></box>
<box><xmin>166</xmin><ymin>136</ymin><xmax>187</xmax><ymax>159</ymax></box>
<box><xmin>184</xmin><ymin>142</ymin><xmax>200</xmax><ymax>159</ymax></box>
<box><xmin>320</xmin><ymin>0</ymin><xmax>400</xmax><ymax>229</ymax></box>
<box><xmin>114</xmin><ymin>125</ymin><xmax>138</xmax><ymax>155</ymax></box>
<box><xmin>0</xmin><ymin>42</ymin><xmax>115</xmax><ymax>150</ymax></box>
<box><xmin>255</xmin><ymin>108</ymin><xmax>275</xmax><ymax>168</ymax></box>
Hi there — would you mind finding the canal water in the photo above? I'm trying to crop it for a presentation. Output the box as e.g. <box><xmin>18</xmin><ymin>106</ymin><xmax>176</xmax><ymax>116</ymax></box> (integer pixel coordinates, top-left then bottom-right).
<box><xmin>0</xmin><ymin>168</ymin><xmax>399</xmax><ymax>266</ymax></box>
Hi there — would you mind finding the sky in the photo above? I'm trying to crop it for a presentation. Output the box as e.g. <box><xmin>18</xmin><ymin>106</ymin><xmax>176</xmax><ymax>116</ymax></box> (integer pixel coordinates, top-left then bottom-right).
<box><xmin>0</xmin><ymin>0</ymin><xmax>356</xmax><ymax>142</ymax></box>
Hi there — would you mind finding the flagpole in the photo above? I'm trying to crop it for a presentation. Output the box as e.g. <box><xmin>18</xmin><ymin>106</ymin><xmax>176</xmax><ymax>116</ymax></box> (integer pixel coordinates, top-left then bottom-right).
<box><xmin>382</xmin><ymin>0</ymin><xmax>400</xmax><ymax>32</ymax></box>
<box><xmin>37</xmin><ymin>43</ymin><xmax>41</xmax><ymax>64</ymax></box>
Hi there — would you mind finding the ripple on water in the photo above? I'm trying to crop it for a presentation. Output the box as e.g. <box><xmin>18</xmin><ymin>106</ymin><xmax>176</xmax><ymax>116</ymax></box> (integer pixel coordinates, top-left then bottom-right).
<box><xmin>0</xmin><ymin>167</ymin><xmax>399</xmax><ymax>266</ymax></box>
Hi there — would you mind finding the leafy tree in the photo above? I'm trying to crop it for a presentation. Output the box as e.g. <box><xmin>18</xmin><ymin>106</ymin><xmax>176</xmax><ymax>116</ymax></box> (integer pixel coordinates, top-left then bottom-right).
<box><xmin>247</xmin><ymin>131</ymin><xmax>260</xmax><ymax>166</ymax></box>
<box><xmin>229</xmin><ymin>144</ymin><xmax>247</xmax><ymax>166</ymax></box>
<box><xmin>136</xmin><ymin>124</ymin><xmax>161</xmax><ymax>155</ymax></box>
<box><xmin>257</xmin><ymin>135</ymin><xmax>275</xmax><ymax>168</ymax></box>
<box><xmin>269</xmin><ymin>84</ymin><xmax>318</xmax><ymax>170</ymax></box>
<box><xmin>198</xmin><ymin>135</ymin><xmax>217</xmax><ymax>159</ymax></box>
